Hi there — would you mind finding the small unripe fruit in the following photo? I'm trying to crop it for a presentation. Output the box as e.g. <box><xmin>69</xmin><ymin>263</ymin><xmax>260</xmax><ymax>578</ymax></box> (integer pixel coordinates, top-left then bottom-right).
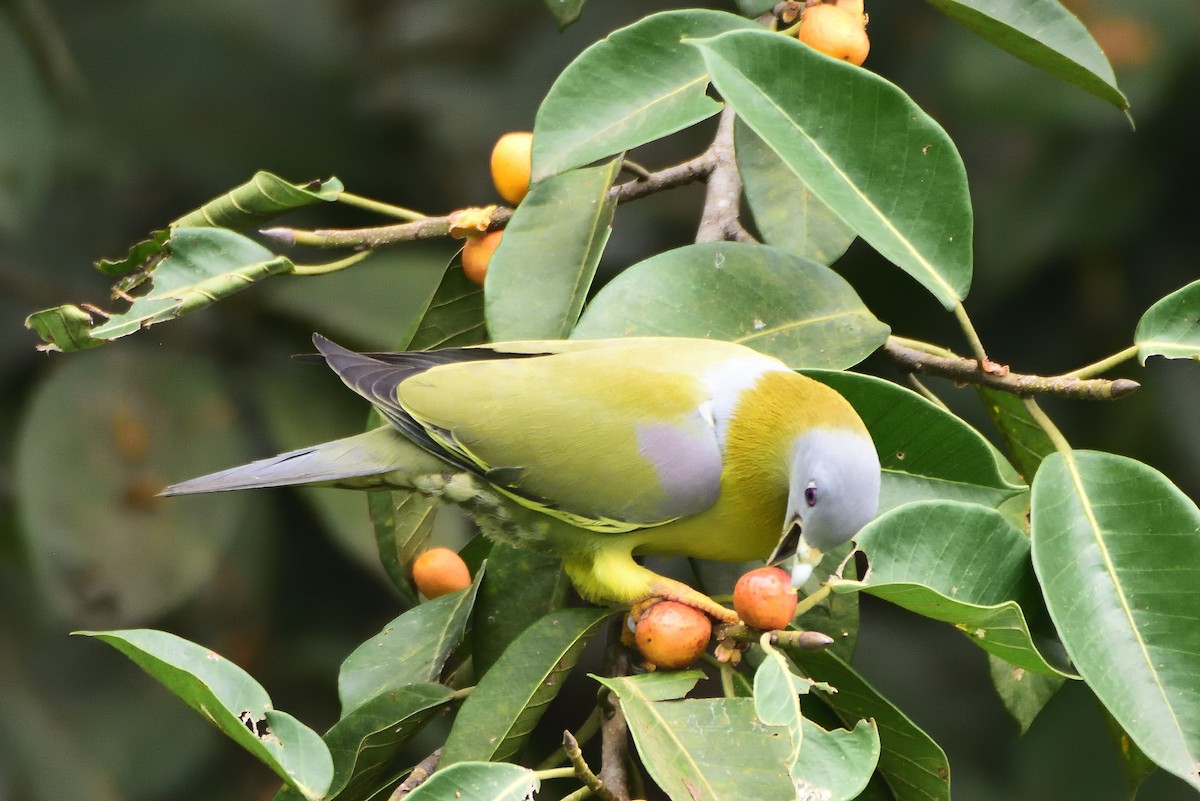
<box><xmin>799</xmin><ymin>4</ymin><xmax>870</xmax><ymax>66</ymax></box>
<box><xmin>461</xmin><ymin>230</ymin><xmax>503</xmax><ymax>286</ymax></box>
<box><xmin>490</xmin><ymin>131</ymin><xmax>533</xmax><ymax>205</ymax></box>
<box><xmin>733</xmin><ymin>567</ymin><xmax>798</xmax><ymax>630</ymax></box>
<box><xmin>412</xmin><ymin>547</ymin><xmax>472</xmax><ymax>599</ymax></box>
<box><xmin>634</xmin><ymin>601</ymin><xmax>712</xmax><ymax>670</ymax></box>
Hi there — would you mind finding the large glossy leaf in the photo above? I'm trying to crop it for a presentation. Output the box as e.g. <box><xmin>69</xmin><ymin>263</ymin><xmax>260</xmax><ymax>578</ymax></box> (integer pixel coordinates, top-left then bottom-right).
<box><xmin>27</xmin><ymin>228</ymin><xmax>294</xmax><ymax>351</ymax></box>
<box><xmin>485</xmin><ymin>159</ymin><xmax>620</xmax><ymax>340</ymax></box>
<box><xmin>470</xmin><ymin>544</ymin><xmax>569</xmax><ymax>676</ymax></box>
<box><xmin>842</xmin><ymin>501</ymin><xmax>1071</xmax><ymax>676</ymax></box>
<box><xmin>736</xmin><ymin>120</ymin><xmax>856</xmax><ymax>266</ymax></box>
<box><xmin>337</xmin><ymin>575</ymin><xmax>481</xmax><ymax>716</ymax></box>
<box><xmin>598</xmin><ymin>672</ymin><xmax>797</xmax><ymax>801</ymax></box>
<box><xmin>1134</xmin><ymin>278</ymin><xmax>1200</xmax><ymax>362</ymax></box>
<box><xmin>1031</xmin><ymin>450</ymin><xmax>1200</xmax><ymax>791</ymax></box>
<box><xmin>404</xmin><ymin>762</ymin><xmax>538</xmax><ymax>801</ymax></box>
<box><xmin>532</xmin><ymin>9</ymin><xmax>757</xmax><ymax>180</ymax></box>
<box><xmin>807</xmin><ymin>371</ymin><xmax>1025</xmax><ymax>512</ymax></box>
<box><xmin>14</xmin><ymin>345</ymin><xmax>249</xmax><ymax>625</ymax></box>
<box><xmin>925</xmin><ymin>0</ymin><xmax>1127</xmax><ymax>110</ymax></box>
<box><xmin>573</xmin><ymin>242</ymin><xmax>888</xmax><ymax>369</ymax></box>
<box><xmin>440</xmin><ymin>607</ymin><xmax>611</xmax><ymax>766</ymax></box>
<box><xmin>788</xmin><ymin>649</ymin><xmax>950</xmax><ymax>801</ymax></box>
<box><xmin>79</xmin><ymin>630</ymin><xmax>332</xmax><ymax>800</ymax></box>
<box><xmin>694</xmin><ymin>30</ymin><xmax>973</xmax><ymax>310</ymax></box>
<box><xmin>275</xmin><ymin>682</ymin><xmax>456</xmax><ymax>801</ymax></box>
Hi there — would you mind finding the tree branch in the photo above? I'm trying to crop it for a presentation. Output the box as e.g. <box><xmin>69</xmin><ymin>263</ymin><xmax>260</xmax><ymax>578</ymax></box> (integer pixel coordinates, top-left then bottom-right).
<box><xmin>884</xmin><ymin>337</ymin><xmax>1139</xmax><ymax>400</ymax></box>
<box><xmin>388</xmin><ymin>748</ymin><xmax>440</xmax><ymax>800</ymax></box>
<box><xmin>564</xmin><ymin>730</ymin><xmax>618</xmax><ymax>801</ymax></box>
<box><xmin>262</xmin><ymin>152</ymin><xmax>717</xmax><ymax>251</ymax></box>
<box><xmin>695</xmin><ymin>105</ymin><xmax>745</xmax><ymax>243</ymax></box>
<box><xmin>598</xmin><ymin>620</ymin><xmax>632</xmax><ymax>801</ymax></box>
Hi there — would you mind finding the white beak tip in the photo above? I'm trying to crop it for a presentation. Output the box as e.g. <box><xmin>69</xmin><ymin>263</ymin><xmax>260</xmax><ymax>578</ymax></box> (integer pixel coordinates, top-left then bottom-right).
<box><xmin>790</xmin><ymin>562</ymin><xmax>814</xmax><ymax>588</ymax></box>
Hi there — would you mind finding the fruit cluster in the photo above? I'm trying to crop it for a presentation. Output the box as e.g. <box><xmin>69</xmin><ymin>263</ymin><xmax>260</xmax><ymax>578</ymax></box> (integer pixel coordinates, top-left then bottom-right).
<box><xmin>461</xmin><ymin>131</ymin><xmax>533</xmax><ymax>285</ymax></box>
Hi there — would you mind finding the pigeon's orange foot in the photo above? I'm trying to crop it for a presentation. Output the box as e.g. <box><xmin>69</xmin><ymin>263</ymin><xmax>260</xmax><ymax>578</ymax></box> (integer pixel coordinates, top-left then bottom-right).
<box><xmin>631</xmin><ymin>574</ymin><xmax>738</xmax><ymax>625</ymax></box>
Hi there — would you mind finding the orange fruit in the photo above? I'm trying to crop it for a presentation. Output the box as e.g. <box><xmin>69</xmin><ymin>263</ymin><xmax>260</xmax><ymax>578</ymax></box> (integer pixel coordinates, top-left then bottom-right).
<box><xmin>799</xmin><ymin>4</ymin><xmax>870</xmax><ymax>66</ymax></box>
<box><xmin>733</xmin><ymin>567</ymin><xmax>798</xmax><ymax>630</ymax></box>
<box><xmin>411</xmin><ymin>547</ymin><xmax>472</xmax><ymax>599</ymax></box>
<box><xmin>461</xmin><ymin>229</ymin><xmax>503</xmax><ymax>286</ymax></box>
<box><xmin>490</xmin><ymin>131</ymin><xmax>533</xmax><ymax>205</ymax></box>
<box><xmin>835</xmin><ymin>0</ymin><xmax>865</xmax><ymax>25</ymax></box>
<box><xmin>634</xmin><ymin>601</ymin><xmax>712</xmax><ymax>670</ymax></box>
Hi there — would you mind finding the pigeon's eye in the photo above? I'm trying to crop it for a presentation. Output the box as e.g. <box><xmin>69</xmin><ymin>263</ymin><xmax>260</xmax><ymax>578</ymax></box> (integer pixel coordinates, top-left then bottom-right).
<box><xmin>804</xmin><ymin>482</ymin><xmax>819</xmax><ymax>507</ymax></box>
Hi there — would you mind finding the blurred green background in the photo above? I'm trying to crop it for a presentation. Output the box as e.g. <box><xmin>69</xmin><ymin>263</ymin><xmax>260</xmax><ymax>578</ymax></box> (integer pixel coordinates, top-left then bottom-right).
<box><xmin>1</xmin><ymin>1</ymin><xmax>1197</xmax><ymax>799</ymax></box>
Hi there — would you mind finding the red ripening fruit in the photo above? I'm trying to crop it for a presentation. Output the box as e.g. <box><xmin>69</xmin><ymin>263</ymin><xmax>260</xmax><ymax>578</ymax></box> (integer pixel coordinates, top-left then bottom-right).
<box><xmin>733</xmin><ymin>566</ymin><xmax>799</xmax><ymax>630</ymax></box>
<box><xmin>798</xmin><ymin>3</ymin><xmax>870</xmax><ymax>66</ymax></box>
<box><xmin>411</xmin><ymin>547</ymin><xmax>472</xmax><ymax>599</ymax></box>
<box><xmin>634</xmin><ymin>601</ymin><xmax>713</xmax><ymax>670</ymax></box>
<box><xmin>461</xmin><ymin>230</ymin><xmax>503</xmax><ymax>286</ymax></box>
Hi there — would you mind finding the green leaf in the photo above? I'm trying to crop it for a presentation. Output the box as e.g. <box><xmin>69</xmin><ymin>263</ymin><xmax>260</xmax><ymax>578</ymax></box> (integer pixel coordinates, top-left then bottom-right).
<box><xmin>788</xmin><ymin>649</ymin><xmax>950</xmax><ymax>801</ymax></box>
<box><xmin>337</xmin><ymin>574</ymin><xmax>481</xmax><ymax>716</ymax></box>
<box><xmin>978</xmin><ymin>387</ymin><xmax>1055</xmax><ymax>484</ymax></box>
<box><xmin>403</xmin><ymin>762</ymin><xmax>538</xmax><ymax>801</ymax></box>
<box><xmin>94</xmin><ymin>172</ymin><xmax>342</xmax><ymax>277</ymax></box>
<box><xmin>368</xmin><ymin>490</ymin><xmax>438</xmax><ymax>603</ymax></box>
<box><xmin>693</xmin><ymin>30</ymin><xmax>973</xmax><ymax>309</ymax></box>
<box><xmin>532</xmin><ymin>9</ymin><xmax>757</xmax><ymax>180</ymax></box>
<box><xmin>1134</xmin><ymin>278</ymin><xmax>1200</xmax><ymax>362</ymax></box>
<box><xmin>842</xmin><ymin>501</ymin><xmax>1071</xmax><ymax>676</ymax></box>
<box><xmin>406</xmin><ymin>261</ymin><xmax>486</xmax><ymax>350</ymax></box>
<box><xmin>924</xmin><ymin>0</ymin><xmax>1127</xmax><ymax>111</ymax></box>
<box><xmin>14</xmin><ymin>345</ymin><xmax>249</xmax><ymax>624</ymax></box>
<box><xmin>78</xmin><ymin>630</ymin><xmax>332</xmax><ymax>800</ymax></box>
<box><xmin>485</xmin><ymin>159</ymin><xmax>620</xmax><ymax>340</ymax></box>
<box><xmin>471</xmin><ymin>544</ymin><xmax>569</xmax><ymax>676</ymax></box>
<box><xmin>542</xmin><ymin>0</ymin><xmax>585</xmax><ymax>29</ymax></box>
<box><xmin>806</xmin><ymin>371</ymin><xmax>1025</xmax><ymax>512</ymax></box>
<box><xmin>987</xmin><ymin>653</ymin><xmax>1065</xmax><ymax>735</ymax></box>
<box><xmin>754</xmin><ymin>645</ymin><xmax>808</xmax><ymax>763</ymax></box>
<box><xmin>172</xmin><ymin>171</ymin><xmax>343</xmax><ymax>231</ymax></box>
<box><xmin>276</xmin><ymin>683</ymin><xmax>455</xmax><ymax>801</ymax></box>
<box><xmin>441</xmin><ymin>607</ymin><xmax>611</xmax><ymax>766</ymax></box>
<box><xmin>598</xmin><ymin>672</ymin><xmax>798</xmax><ymax>801</ymax></box>
<box><xmin>1031</xmin><ymin>450</ymin><xmax>1200</xmax><ymax>791</ymax></box>
<box><xmin>736</xmin><ymin>119</ymin><xmax>856</xmax><ymax>265</ymax></box>
<box><xmin>27</xmin><ymin>228</ymin><xmax>294</xmax><ymax>352</ymax></box>
<box><xmin>573</xmin><ymin>242</ymin><xmax>889</xmax><ymax>370</ymax></box>
<box><xmin>791</xmin><ymin>719</ymin><xmax>881</xmax><ymax>801</ymax></box>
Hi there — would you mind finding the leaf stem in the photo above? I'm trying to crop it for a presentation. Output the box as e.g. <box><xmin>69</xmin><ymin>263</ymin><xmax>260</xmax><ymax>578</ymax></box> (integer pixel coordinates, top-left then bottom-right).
<box><xmin>953</xmin><ymin>302</ymin><xmax>990</xmax><ymax>364</ymax></box>
<box><xmin>536</xmin><ymin>767</ymin><xmax>581</xmax><ymax>781</ymax></box>
<box><xmin>337</xmin><ymin>191</ymin><xmax>428</xmax><ymax>221</ymax></box>
<box><xmin>1066</xmin><ymin>345</ymin><xmax>1139</xmax><ymax>379</ymax></box>
<box><xmin>288</xmin><ymin>249</ymin><xmax>375</xmax><ymax>276</ymax></box>
<box><xmin>1021</xmin><ymin>398</ymin><xmax>1072</xmax><ymax>457</ymax></box>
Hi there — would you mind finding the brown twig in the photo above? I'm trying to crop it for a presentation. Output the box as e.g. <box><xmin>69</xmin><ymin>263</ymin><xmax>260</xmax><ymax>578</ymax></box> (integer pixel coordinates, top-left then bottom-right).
<box><xmin>884</xmin><ymin>336</ymin><xmax>1139</xmax><ymax>401</ymax></box>
<box><xmin>719</xmin><ymin>624</ymin><xmax>835</xmax><ymax>651</ymax></box>
<box><xmin>262</xmin><ymin>152</ymin><xmax>717</xmax><ymax>251</ymax></box>
<box><xmin>598</xmin><ymin>619</ymin><xmax>633</xmax><ymax>801</ymax></box>
<box><xmin>695</xmin><ymin>105</ymin><xmax>746</xmax><ymax>244</ymax></box>
<box><xmin>388</xmin><ymin>748</ymin><xmax>441</xmax><ymax>800</ymax></box>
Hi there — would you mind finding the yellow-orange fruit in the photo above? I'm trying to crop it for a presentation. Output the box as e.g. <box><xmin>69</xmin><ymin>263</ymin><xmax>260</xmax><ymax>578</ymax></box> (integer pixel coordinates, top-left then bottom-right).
<box><xmin>835</xmin><ymin>0</ymin><xmax>865</xmax><ymax>25</ymax></box>
<box><xmin>461</xmin><ymin>230</ymin><xmax>503</xmax><ymax>286</ymax></box>
<box><xmin>799</xmin><ymin>4</ymin><xmax>870</xmax><ymax>66</ymax></box>
<box><xmin>412</xmin><ymin>547</ymin><xmax>472</xmax><ymax>599</ymax></box>
<box><xmin>490</xmin><ymin>131</ymin><xmax>533</xmax><ymax>205</ymax></box>
<box><xmin>733</xmin><ymin>567</ymin><xmax>799</xmax><ymax>630</ymax></box>
<box><xmin>634</xmin><ymin>601</ymin><xmax>712</xmax><ymax>670</ymax></box>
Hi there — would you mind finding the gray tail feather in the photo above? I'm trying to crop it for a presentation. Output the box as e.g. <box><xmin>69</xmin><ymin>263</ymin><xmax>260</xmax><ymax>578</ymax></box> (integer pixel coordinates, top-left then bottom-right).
<box><xmin>161</xmin><ymin>426</ymin><xmax>414</xmax><ymax>496</ymax></box>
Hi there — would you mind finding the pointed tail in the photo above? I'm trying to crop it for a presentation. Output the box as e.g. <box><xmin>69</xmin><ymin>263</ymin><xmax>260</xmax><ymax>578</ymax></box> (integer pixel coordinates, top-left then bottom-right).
<box><xmin>161</xmin><ymin>426</ymin><xmax>431</xmax><ymax>496</ymax></box>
